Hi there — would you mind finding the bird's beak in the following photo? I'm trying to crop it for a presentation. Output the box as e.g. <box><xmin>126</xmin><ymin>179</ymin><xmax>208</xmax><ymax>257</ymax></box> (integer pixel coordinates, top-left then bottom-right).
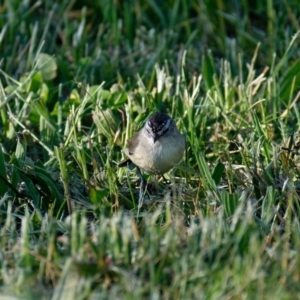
<box><xmin>153</xmin><ymin>135</ymin><xmax>159</xmax><ymax>143</ymax></box>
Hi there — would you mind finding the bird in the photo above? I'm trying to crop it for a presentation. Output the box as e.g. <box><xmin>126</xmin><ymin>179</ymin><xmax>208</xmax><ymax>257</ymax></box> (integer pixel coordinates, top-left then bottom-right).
<box><xmin>118</xmin><ymin>112</ymin><xmax>185</xmax><ymax>205</ymax></box>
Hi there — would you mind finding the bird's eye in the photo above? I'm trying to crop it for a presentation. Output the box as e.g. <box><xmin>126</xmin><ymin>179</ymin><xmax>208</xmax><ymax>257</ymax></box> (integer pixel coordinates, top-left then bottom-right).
<box><xmin>162</xmin><ymin>127</ymin><xmax>169</xmax><ymax>134</ymax></box>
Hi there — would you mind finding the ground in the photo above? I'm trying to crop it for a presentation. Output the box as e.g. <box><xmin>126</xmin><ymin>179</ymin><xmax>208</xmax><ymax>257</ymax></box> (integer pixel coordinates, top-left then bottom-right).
<box><xmin>1</xmin><ymin>0</ymin><xmax>300</xmax><ymax>298</ymax></box>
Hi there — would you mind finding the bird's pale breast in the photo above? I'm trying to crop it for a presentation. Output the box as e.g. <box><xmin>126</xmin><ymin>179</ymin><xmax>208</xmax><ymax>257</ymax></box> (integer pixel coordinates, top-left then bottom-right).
<box><xmin>130</xmin><ymin>132</ymin><xmax>185</xmax><ymax>175</ymax></box>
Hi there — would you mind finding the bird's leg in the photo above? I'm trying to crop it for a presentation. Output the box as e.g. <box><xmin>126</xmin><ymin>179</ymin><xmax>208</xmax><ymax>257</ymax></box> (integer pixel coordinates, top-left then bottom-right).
<box><xmin>137</xmin><ymin>167</ymin><xmax>147</xmax><ymax>206</ymax></box>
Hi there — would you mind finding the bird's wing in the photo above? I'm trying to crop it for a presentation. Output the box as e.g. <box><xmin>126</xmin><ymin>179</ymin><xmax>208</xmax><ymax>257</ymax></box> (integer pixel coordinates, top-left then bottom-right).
<box><xmin>127</xmin><ymin>131</ymin><xmax>141</xmax><ymax>155</ymax></box>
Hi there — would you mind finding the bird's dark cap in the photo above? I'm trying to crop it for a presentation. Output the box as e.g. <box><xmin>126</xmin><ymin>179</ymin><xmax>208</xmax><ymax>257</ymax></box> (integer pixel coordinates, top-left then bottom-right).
<box><xmin>147</xmin><ymin>113</ymin><xmax>171</xmax><ymax>135</ymax></box>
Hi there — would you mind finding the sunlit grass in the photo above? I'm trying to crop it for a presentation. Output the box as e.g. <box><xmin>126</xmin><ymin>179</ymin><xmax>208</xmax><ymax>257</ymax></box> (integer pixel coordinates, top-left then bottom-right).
<box><xmin>1</xmin><ymin>0</ymin><xmax>300</xmax><ymax>298</ymax></box>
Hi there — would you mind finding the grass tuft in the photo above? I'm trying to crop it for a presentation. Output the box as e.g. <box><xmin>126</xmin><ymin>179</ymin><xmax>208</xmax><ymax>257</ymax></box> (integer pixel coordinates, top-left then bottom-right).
<box><xmin>1</xmin><ymin>0</ymin><xmax>300</xmax><ymax>298</ymax></box>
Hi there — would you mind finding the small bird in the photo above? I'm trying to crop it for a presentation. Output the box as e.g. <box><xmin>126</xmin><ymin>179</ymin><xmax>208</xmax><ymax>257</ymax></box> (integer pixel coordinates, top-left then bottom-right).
<box><xmin>118</xmin><ymin>113</ymin><xmax>185</xmax><ymax>204</ymax></box>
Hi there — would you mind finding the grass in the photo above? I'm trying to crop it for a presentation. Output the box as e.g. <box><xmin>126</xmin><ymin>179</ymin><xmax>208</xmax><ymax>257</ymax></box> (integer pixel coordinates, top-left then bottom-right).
<box><xmin>1</xmin><ymin>0</ymin><xmax>300</xmax><ymax>298</ymax></box>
